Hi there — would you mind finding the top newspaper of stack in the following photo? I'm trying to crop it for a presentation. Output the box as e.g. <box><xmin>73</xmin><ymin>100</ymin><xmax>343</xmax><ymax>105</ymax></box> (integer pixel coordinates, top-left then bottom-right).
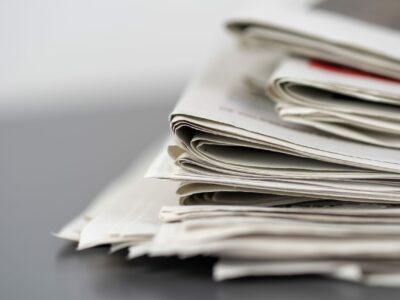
<box><xmin>226</xmin><ymin>0</ymin><xmax>400</xmax><ymax>79</ymax></box>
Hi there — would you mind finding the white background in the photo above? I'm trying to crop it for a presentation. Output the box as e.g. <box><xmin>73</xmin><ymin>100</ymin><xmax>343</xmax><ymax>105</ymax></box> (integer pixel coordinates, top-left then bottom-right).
<box><xmin>0</xmin><ymin>0</ymin><xmax>239</xmax><ymax>115</ymax></box>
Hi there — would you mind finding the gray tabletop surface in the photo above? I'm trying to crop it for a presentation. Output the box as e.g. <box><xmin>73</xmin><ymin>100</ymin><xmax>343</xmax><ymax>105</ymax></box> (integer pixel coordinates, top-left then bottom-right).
<box><xmin>2</xmin><ymin>86</ymin><xmax>400</xmax><ymax>300</ymax></box>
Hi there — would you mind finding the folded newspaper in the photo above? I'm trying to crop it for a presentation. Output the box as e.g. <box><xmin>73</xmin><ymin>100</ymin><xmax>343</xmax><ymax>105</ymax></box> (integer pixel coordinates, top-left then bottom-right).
<box><xmin>228</xmin><ymin>0</ymin><xmax>400</xmax><ymax>146</ymax></box>
<box><xmin>268</xmin><ymin>56</ymin><xmax>400</xmax><ymax>147</ymax></box>
<box><xmin>56</xmin><ymin>0</ymin><xmax>400</xmax><ymax>288</ymax></box>
<box><xmin>227</xmin><ymin>0</ymin><xmax>400</xmax><ymax>79</ymax></box>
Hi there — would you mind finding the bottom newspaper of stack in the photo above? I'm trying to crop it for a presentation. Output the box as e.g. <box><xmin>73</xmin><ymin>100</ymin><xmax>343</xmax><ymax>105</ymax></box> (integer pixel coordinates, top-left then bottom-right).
<box><xmin>56</xmin><ymin>143</ymin><xmax>400</xmax><ymax>287</ymax></box>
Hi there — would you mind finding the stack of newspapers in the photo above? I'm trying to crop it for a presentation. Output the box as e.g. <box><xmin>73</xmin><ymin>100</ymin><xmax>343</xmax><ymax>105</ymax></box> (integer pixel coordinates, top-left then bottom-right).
<box><xmin>57</xmin><ymin>0</ymin><xmax>400</xmax><ymax>286</ymax></box>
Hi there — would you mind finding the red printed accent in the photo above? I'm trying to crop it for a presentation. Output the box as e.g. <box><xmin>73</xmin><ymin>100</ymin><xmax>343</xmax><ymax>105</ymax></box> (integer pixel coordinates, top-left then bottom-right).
<box><xmin>309</xmin><ymin>59</ymin><xmax>400</xmax><ymax>84</ymax></box>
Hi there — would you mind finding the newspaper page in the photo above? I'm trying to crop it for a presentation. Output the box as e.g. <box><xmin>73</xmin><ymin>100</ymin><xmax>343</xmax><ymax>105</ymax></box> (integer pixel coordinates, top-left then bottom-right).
<box><xmin>268</xmin><ymin>56</ymin><xmax>400</xmax><ymax>147</ymax></box>
<box><xmin>226</xmin><ymin>0</ymin><xmax>400</xmax><ymax>79</ymax></box>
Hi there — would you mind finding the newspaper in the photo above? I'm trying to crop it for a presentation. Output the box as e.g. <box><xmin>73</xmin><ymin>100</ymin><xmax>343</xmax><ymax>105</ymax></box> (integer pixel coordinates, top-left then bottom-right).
<box><xmin>148</xmin><ymin>219</ymin><xmax>400</xmax><ymax>260</ymax></box>
<box><xmin>226</xmin><ymin>0</ymin><xmax>400</xmax><ymax>79</ymax></box>
<box><xmin>148</xmin><ymin>147</ymin><xmax>400</xmax><ymax>204</ymax></box>
<box><xmin>159</xmin><ymin>205</ymin><xmax>400</xmax><ymax>224</ymax></box>
<box><xmin>146</xmin><ymin>40</ymin><xmax>400</xmax><ymax>204</ymax></box>
<box><xmin>168</xmin><ymin>40</ymin><xmax>400</xmax><ymax>175</ymax></box>
<box><xmin>56</xmin><ymin>146</ymin><xmax>178</xmax><ymax>253</ymax></box>
<box><xmin>267</xmin><ymin>56</ymin><xmax>400</xmax><ymax>147</ymax></box>
<box><xmin>214</xmin><ymin>259</ymin><xmax>400</xmax><ymax>286</ymax></box>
